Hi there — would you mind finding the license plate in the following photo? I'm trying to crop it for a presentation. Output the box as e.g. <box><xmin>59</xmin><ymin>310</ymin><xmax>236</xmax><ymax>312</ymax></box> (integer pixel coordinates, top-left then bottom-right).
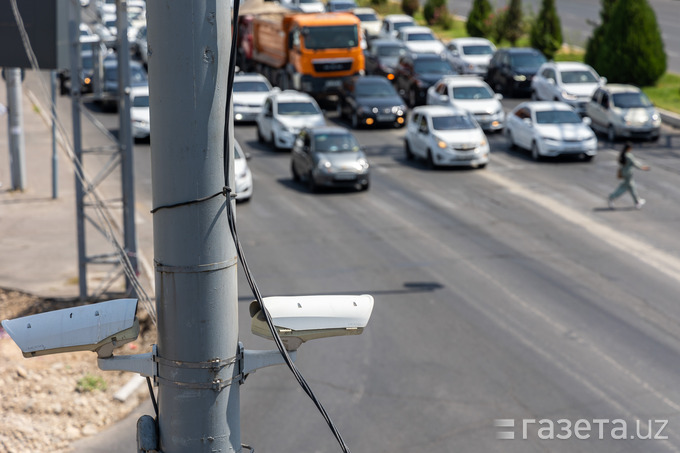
<box><xmin>335</xmin><ymin>173</ymin><xmax>356</xmax><ymax>180</ymax></box>
<box><xmin>377</xmin><ymin>114</ymin><xmax>395</xmax><ymax>121</ymax></box>
<box><xmin>325</xmin><ymin>80</ymin><xmax>341</xmax><ymax>88</ymax></box>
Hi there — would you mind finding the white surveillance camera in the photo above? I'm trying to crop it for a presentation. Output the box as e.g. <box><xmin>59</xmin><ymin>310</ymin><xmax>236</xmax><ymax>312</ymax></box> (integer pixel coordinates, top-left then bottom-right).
<box><xmin>250</xmin><ymin>294</ymin><xmax>374</xmax><ymax>351</ymax></box>
<box><xmin>1</xmin><ymin>299</ymin><xmax>139</xmax><ymax>359</ymax></box>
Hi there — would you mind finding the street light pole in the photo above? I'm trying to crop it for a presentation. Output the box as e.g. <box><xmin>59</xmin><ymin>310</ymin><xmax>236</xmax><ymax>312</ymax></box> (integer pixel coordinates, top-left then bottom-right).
<box><xmin>6</xmin><ymin>67</ymin><xmax>26</xmax><ymax>191</ymax></box>
<box><xmin>146</xmin><ymin>0</ymin><xmax>239</xmax><ymax>451</ymax></box>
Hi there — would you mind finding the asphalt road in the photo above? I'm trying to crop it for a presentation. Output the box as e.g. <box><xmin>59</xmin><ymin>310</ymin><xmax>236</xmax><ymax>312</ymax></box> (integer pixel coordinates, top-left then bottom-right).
<box><xmin>95</xmin><ymin>100</ymin><xmax>680</xmax><ymax>451</ymax></box>
<box><xmin>446</xmin><ymin>0</ymin><xmax>680</xmax><ymax>74</ymax></box>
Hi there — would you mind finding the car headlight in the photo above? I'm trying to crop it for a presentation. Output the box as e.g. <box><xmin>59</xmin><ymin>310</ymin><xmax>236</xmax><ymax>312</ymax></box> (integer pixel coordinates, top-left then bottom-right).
<box><xmin>436</xmin><ymin>138</ymin><xmax>448</xmax><ymax>149</ymax></box>
<box><xmin>513</xmin><ymin>74</ymin><xmax>526</xmax><ymax>82</ymax></box>
<box><xmin>393</xmin><ymin>105</ymin><xmax>406</xmax><ymax>115</ymax></box>
<box><xmin>317</xmin><ymin>158</ymin><xmax>333</xmax><ymax>171</ymax></box>
<box><xmin>561</xmin><ymin>91</ymin><xmax>578</xmax><ymax>101</ymax></box>
<box><xmin>357</xmin><ymin>106</ymin><xmax>369</xmax><ymax>116</ymax></box>
<box><xmin>356</xmin><ymin>158</ymin><xmax>369</xmax><ymax>170</ymax></box>
<box><xmin>542</xmin><ymin>137</ymin><xmax>560</xmax><ymax>144</ymax></box>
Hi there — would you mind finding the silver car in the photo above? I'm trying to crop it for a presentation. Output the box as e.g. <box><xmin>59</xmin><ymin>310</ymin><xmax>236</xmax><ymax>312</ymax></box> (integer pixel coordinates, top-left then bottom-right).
<box><xmin>291</xmin><ymin>126</ymin><xmax>370</xmax><ymax>192</ymax></box>
<box><xmin>585</xmin><ymin>84</ymin><xmax>661</xmax><ymax>142</ymax></box>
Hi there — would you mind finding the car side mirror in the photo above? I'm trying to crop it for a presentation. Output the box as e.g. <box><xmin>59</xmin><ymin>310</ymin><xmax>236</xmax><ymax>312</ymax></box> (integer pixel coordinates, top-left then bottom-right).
<box><xmin>582</xmin><ymin>116</ymin><xmax>592</xmax><ymax>126</ymax></box>
<box><xmin>439</xmin><ymin>94</ymin><xmax>449</xmax><ymax>102</ymax></box>
<box><xmin>547</xmin><ymin>79</ymin><xmax>555</xmax><ymax>85</ymax></box>
<box><xmin>244</xmin><ymin>151</ymin><xmax>252</xmax><ymax>160</ymax></box>
<box><xmin>494</xmin><ymin>93</ymin><xmax>503</xmax><ymax>100</ymax></box>
<box><xmin>522</xmin><ymin>118</ymin><xmax>532</xmax><ymax>126</ymax></box>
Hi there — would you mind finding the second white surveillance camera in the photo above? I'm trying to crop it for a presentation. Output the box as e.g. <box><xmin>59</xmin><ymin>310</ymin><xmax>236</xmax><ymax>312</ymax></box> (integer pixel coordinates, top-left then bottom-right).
<box><xmin>250</xmin><ymin>294</ymin><xmax>374</xmax><ymax>350</ymax></box>
<box><xmin>1</xmin><ymin>299</ymin><xmax>139</xmax><ymax>358</ymax></box>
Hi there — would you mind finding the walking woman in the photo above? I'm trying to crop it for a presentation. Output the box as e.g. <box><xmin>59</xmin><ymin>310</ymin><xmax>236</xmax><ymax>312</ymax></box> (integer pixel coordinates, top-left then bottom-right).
<box><xmin>608</xmin><ymin>142</ymin><xmax>650</xmax><ymax>209</ymax></box>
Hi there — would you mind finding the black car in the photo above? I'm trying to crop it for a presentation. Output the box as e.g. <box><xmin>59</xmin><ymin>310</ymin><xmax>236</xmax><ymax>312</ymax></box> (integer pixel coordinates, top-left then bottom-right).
<box><xmin>364</xmin><ymin>38</ymin><xmax>409</xmax><ymax>82</ymax></box>
<box><xmin>393</xmin><ymin>52</ymin><xmax>457</xmax><ymax>107</ymax></box>
<box><xmin>484</xmin><ymin>47</ymin><xmax>546</xmax><ymax>98</ymax></box>
<box><xmin>336</xmin><ymin>75</ymin><xmax>407</xmax><ymax>129</ymax></box>
<box><xmin>291</xmin><ymin>126</ymin><xmax>370</xmax><ymax>192</ymax></box>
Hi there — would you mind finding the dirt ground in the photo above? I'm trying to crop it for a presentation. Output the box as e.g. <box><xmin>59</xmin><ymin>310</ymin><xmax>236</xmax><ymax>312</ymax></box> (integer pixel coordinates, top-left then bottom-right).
<box><xmin>0</xmin><ymin>288</ymin><xmax>157</xmax><ymax>453</ymax></box>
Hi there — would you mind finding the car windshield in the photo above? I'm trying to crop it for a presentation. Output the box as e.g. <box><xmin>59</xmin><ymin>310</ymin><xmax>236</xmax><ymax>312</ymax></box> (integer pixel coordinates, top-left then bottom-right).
<box><xmin>304</xmin><ymin>25</ymin><xmax>358</xmax><ymax>50</ymax></box>
<box><xmin>462</xmin><ymin>44</ymin><xmax>493</xmax><ymax>55</ymax></box>
<box><xmin>393</xmin><ymin>21</ymin><xmax>414</xmax><ymax>31</ymax></box>
<box><xmin>314</xmin><ymin>133</ymin><xmax>360</xmax><ymax>153</ymax></box>
<box><xmin>452</xmin><ymin>86</ymin><xmax>493</xmax><ymax>100</ymax></box>
<box><xmin>414</xmin><ymin>59</ymin><xmax>453</xmax><ymax>74</ymax></box>
<box><xmin>329</xmin><ymin>2</ymin><xmax>354</xmax><ymax>10</ymax></box>
<box><xmin>132</xmin><ymin>94</ymin><xmax>149</xmax><ymax>108</ymax></box>
<box><xmin>234</xmin><ymin>81</ymin><xmax>270</xmax><ymax>92</ymax></box>
<box><xmin>82</xmin><ymin>54</ymin><xmax>93</xmax><ymax>70</ymax></box>
<box><xmin>356</xmin><ymin>81</ymin><xmax>396</xmax><ymax>97</ymax></box>
<box><xmin>510</xmin><ymin>53</ymin><xmax>546</xmax><ymax>68</ymax></box>
<box><xmin>406</xmin><ymin>32</ymin><xmax>435</xmax><ymax>41</ymax></box>
<box><xmin>612</xmin><ymin>92</ymin><xmax>653</xmax><ymax>108</ymax></box>
<box><xmin>277</xmin><ymin>101</ymin><xmax>320</xmax><ymax>115</ymax></box>
<box><xmin>431</xmin><ymin>114</ymin><xmax>476</xmax><ymax>130</ymax></box>
<box><xmin>376</xmin><ymin>44</ymin><xmax>406</xmax><ymax>57</ymax></box>
<box><xmin>560</xmin><ymin>70</ymin><xmax>598</xmax><ymax>84</ymax></box>
<box><xmin>535</xmin><ymin>110</ymin><xmax>582</xmax><ymax>124</ymax></box>
<box><xmin>356</xmin><ymin>12</ymin><xmax>378</xmax><ymax>21</ymax></box>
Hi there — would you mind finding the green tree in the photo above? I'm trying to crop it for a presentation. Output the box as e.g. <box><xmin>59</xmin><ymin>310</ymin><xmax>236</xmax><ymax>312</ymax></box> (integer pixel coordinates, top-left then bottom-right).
<box><xmin>504</xmin><ymin>0</ymin><xmax>524</xmax><ymax>46</ymax></box>
<box><xmin>424</xmin><ymin>0</ymin><xmax>452</xmax><ymax>28</ymax></box>
<box><xmin>466</xmin><ymin>0</ymin><xmax>492</xmax><ymax>38</ymax></box>
<box><xmin>530</xmin><ymin>0</ymin><xmax>562</xmax><ymax>59</ymax></box>
<box><xmin>401</xmin><ymin>0</ymin><xmax>419</xmax><ymax>17</ymax></box>
<box><xmin>584</xmin><ymin>0</ymin><xmax>618</xmax><ymax>67</ymax></box>
<box><xmin>597</xmin><ymin>0</ymin><xmax>666</xmax><ymax>86</ymax></box>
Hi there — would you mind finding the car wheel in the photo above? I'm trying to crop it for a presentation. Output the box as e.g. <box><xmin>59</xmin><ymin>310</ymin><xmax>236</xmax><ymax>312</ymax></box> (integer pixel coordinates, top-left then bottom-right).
<box><xmin>307</xmin><ymin>171</ymin><xmax>317</xmax><ymax>193</ymax></box>
<box><xmin>409</xmin><ymin>87</ymin><xmax>418</xmax><ymax>107</ymax></box>
<box><xmin>531</xmin><ymin>142</ymin><xmax>541</xmax><ymax>161</ymax></box>
<box><xmin>427</xmin><ymin>149</ymin><xmax>436</xmax><ymax>169</ymax></box>
<box><xmin>291</xmin><ymin>161</ymin><xmax>300</xmax><ymax>182</ymax></box>
<box><xmin>361</xmin><ymin>179</ymin><xmax>370</xmax><ymax>191</ymax></box>
<box><xmin>582</xmin><ymin>155</ymin><xmax>594</xmax><ymax>162</ymax></box>
<box><xmin>351</xmin><ymin>112</ymin><xmax>359</xmax><ymax>129</ymax></box>
<box><xmin>507</xmin><ymin>130</ymin><xmax>517</xmax><ymax>150</ymax></box>
<box><xmin>607</xmin><ymin>125</ymin><xmax>616</xmax><ymax>142</ymax></box>
<box><xmin>405</xmin><ymin>141</ymin><xmax>414</xmax><ymax>160</ymax></box>
<box><xmin>257</xmin><ymin>125</ymin><xmax>265</xmax><ymax>144</ymax></box>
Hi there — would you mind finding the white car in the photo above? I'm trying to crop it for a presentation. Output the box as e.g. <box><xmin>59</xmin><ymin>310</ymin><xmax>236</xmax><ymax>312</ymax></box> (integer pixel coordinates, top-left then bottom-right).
<box><xmin>505</xmin><ymin>101</ymin><xmax>598</xmax><ymax>161</ymax></box>
<box><xmin>445</xmin><ymin>37</ymin><xmax>496</xmax><ymax>76</ymax></box>
<box><xmin>585</xmin><ymin>84</ymin><xmax>661</xmax><ymax>142</ymax></box>
<box><xmin>404</xmin><ymin>105</ymin><xmax>490</xmax><ymax>168</ymax></box>
<box><xmin>256</xmin><ymin>90</ymin><xmax>326</xmax><ymax>150</ymax></box>
<box><xmin>233</xmin><ymin>73</ymin><xmax>274</xmax><ymax>123</ymax></box>
<box><xmin>234</xmin><ymin>140</ymin><xmax>253</xmax><ymax>201</ymax></box>
<box><xmin>284</xmin><ymin>0</ymin><xmax>325</xmax><ymax>13</ymax></box>
<box><xmin>378</xmin><ymin>14</ymin><xmax>415</xmax><ymax>39</ymax></box>
<box><xmin>531</xmin><ymin>61</ymin><xmax>605</xmax><ymax>115</ymax></box>
<box><xmin>130</xmin><ymin>86</ymin><xmax>150</xmax><ymax>140</ymax></box>
<box><xmin>397</xmin><ymin>26</ymin><xmax>445</xmax><ymax>55</ymax></box>
<box><xmin>426</xmin><ymin>76</ymin><xmax>505</xmax><ymax>132</ymax></box>
<box><xmin>353</xmin><ymin>7</ymin><xmax>381</xmax><ymax>38</ymax></box>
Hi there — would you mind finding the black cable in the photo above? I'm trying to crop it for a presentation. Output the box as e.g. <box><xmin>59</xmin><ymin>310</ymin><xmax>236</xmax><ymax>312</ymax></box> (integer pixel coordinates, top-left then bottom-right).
<box><xmin>146</xmin><ymin>376</ymin><xmax>158</xmax><ymax>417</ymax></box>
<box><xmin>223</xmin><ymin>6</ymin><xmax>351</xmax><ymax>453</ymax></box>
<box><xmin>150</xmin><ymin>189</ymin><xmax>226</xmax><ymax>214</ymax></box>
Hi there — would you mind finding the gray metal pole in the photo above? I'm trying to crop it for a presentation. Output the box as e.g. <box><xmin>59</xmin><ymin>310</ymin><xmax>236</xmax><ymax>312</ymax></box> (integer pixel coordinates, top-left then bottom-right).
<box><xmin>69</xmin><ymin>0</ymin><xmax>87</xmax><ymax>300</ymax></box>
<box><xmin>147</xmin><ymin>0</ymin><xmax>239</xmax><ymax>451</ymax></box>
<box><xmin>116</xmin><ymin>0</ymin><xmax>139</xmax><ymax>295</ymax></box>
<box><xmin>6</xmin><ymin>68</ymin><xmax>26</xmax><ymax>191</ymax></box>
<box><xmin>51</xmin><ymin>70</ymin><xmax>58</xmax><ymax>199</ymax></box>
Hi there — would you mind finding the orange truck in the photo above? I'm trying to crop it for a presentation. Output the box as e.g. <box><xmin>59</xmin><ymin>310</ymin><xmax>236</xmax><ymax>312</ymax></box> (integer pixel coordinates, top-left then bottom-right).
<box><xmin>240</xmin><ymin>11</ymin><xmax>365</xmax><ymax>99</ymax></box>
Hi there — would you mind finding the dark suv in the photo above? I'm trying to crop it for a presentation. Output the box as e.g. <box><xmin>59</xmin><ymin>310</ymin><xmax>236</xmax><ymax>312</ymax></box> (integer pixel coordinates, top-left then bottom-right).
<box><xmin>393</xmin><ymin>52</ymin><xmax>457</xmax><ymax>107</ymax></box>
<box><xmin>484</xmin><ymin>47</ymin><xmax>546</xmax><ymax>98</ymax></box>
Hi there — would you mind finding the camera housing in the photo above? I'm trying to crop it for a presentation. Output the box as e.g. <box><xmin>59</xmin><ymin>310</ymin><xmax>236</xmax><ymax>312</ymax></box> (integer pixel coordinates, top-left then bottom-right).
<box><xmin>250</xmin><ymin>294</ymin><xmax>374</xmax><ymax>350</ymax></box>
<box><xmin>1</xmin><ymin>299</ymin><xmax>139</xmax><ymax>358</ymax></box>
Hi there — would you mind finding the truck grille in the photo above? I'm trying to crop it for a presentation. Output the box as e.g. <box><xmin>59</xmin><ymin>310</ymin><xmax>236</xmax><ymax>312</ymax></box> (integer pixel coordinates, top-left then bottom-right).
<box><xmin>313</xmin><ymin>58</ymin><xmax>353</xmax><ymax>73</ymax></box>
